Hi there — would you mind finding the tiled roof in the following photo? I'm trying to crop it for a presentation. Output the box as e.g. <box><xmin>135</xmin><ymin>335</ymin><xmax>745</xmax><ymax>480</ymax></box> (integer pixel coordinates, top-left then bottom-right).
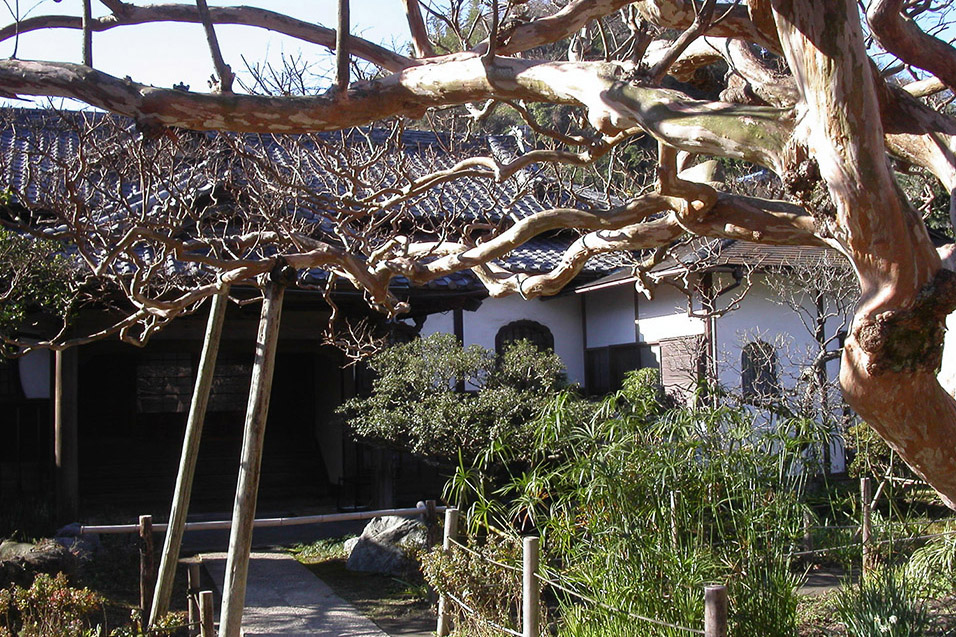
<box><xmin>0</xmin><ymin>108</ymin><xmax>622</xmax><ymax>288</ymax></box>
<box><xmin>576</xmin><ymin>238</ymin><xmax>843</xmax><ymax>293</ymax></box>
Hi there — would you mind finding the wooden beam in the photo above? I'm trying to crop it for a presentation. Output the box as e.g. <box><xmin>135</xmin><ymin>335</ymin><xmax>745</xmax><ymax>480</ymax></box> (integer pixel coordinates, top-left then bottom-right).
<box><xmin>218</xmin><ymin>281</ymin><xmax>285</xmax><ymax>637</ymax></box>
<box><xmin>150</xmin><ymin>289</ymin><xmax>230</xmax><ymax>626</ymax></box>
<box><xmin>54</xmin><ymin>348</ymin><xmax>79</xmax><ymax>523</ymax></box>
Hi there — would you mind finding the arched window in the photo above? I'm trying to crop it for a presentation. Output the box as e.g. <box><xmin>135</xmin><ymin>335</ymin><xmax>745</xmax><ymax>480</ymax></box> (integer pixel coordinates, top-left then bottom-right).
<box><xmin>495</xmin><ymin>320</ymin><xmax>554</xmax><ymax>355</ymax></box>
<box><xmin>741</xmin><ymin>341</ymin><xmax>778</xmax><ymax>400</ymax></box>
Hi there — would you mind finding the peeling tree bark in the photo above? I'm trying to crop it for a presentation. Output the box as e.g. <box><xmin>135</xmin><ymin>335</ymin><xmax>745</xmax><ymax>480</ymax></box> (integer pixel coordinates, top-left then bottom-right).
<box><xmin>773</xmin><ymin>0</ymin><xmax>956</xmax><ymax>507</ymax></box>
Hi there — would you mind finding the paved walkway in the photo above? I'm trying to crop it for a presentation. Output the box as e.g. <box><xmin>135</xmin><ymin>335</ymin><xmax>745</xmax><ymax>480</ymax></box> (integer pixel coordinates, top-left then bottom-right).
<box><xmin>202</xmin><ymin>551</ymin><xmax>391</xmax><ymax>636</ymax></box>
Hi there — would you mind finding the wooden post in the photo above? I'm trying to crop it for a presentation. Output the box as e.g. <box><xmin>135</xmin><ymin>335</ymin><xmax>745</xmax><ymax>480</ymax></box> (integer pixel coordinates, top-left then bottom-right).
<box><xmin>704</xmin><ymin>585</ymin><xmax>728</xmax><ymax>637</ymax></box>
<box><xmin>436</xmin><ymin>507</ymin><xmax>459</xmax><ymax>637</ymax></box>
<box><xmin>187</xmin><ymin>562</ymin><xmax>201</xmax><ymax>637</ymax></box>
<box><xmin>522</xmin><ymin>536</ymin><xmax>540</xmax><ymax>637</ymax></box>
<box><xmin>54</xmin><ymin>348</ymin><xmax>79</xmax><ymax>523</ymax></box>
<box><xmin>335</xmin><ymin>0</ymin><xmax>350</xmax><ymax>90</ymax></box>
<box><xmin>151</xmin><ymin>290</ymin><xmax>229</xmax><ymax>625</ymax></box>
<box><xmin>139</xmin><ymin>515</ymin><xmax>156</xmax><ymax>620</ymax></box>
<box><xmin>218</xmin><ymin>281</ymin><xmax>285</xmax><ymax>637</ymax></box>
<box><xmin>861</xmin><ymin>476</ymin><xmax>874</xmax><ymax>575</ymax></box>
<box><xmin>424</xmin><ymin>500</ymin><xmax>440</xmax><ymax>547</ymax></box>
<box><xmin>199</xmin><ymin>590</ymin><xmax>215</xmax><ymax>637</ymax></box>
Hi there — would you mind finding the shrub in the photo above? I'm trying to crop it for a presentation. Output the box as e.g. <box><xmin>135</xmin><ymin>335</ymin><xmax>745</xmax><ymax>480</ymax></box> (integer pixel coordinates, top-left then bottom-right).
<box><xmin>0</xmin><ymin>572</ymin><xmax>102</xmax><ymax>637</ymax></box>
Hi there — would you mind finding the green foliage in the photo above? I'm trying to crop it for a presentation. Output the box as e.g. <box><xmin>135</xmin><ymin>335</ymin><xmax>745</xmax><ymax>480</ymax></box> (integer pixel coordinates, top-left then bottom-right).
<box><xmin>440</xmin><ymin>369</ymin><xmax>828</xmax><ymax>636</ymax></box>
<box><xmin>0</xmin><ymin>227</ymin><xmax>77</xmax><ymax>341</ymax></box>
<box><xmin>421</xmin><ymin>533</ymin><xmax>528</xmax><ymax>637</ymax></box>
<box><xmin>338</xmin><ymin>333</ymin><xmax>579</xmax><ymax>461</ymax></box>
<box><xmin>0</xmin><ymin>572</ymin><xmax>103</xmax><ymax>637</ymax></box>
<box><xmin>834</xmin><ymin>569</ymin><xmax>930</xmax><ymax>637</ymax></box>
<box><xmin>904</xmin><ymin>529</ymin><xmax>956</xmax><ymax>598</ymax></box>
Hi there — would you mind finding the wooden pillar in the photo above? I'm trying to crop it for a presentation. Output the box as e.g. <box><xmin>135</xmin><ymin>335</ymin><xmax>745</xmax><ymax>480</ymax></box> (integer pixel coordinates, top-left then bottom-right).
<box><xmin>704</xmin><ymin>585</ymin><xmax>728</xmax><ymax>637</ymax></box>
<box><xmin>187</xmin><ymin>561</ymin><xmax>201</xmax><ymax>637</ymax></box>
<box><xmin>54</xmin><ymin>348</ymin><xmax>79</xmax><ymax>523</ymax></box>
<box><xmin>522</xmin><ymin>536</ymin><xmax>540</xmax><ymax>637</ymax></box>
<box><xmin>218</xmin><ymin>281</ymin><xmax>285</xmax><ymax>637</ymax></box>
<box><xmin>150</xmin><ymin>290</ymin><xmax>229</xmax><ymax>626</ymax></box>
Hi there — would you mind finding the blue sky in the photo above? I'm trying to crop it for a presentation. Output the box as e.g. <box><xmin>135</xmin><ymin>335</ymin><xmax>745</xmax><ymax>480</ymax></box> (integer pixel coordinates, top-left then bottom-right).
<box><xmin>1</xmin><ymin>1</ymin><xmax>410</xmax><ymax>94</ymax></box>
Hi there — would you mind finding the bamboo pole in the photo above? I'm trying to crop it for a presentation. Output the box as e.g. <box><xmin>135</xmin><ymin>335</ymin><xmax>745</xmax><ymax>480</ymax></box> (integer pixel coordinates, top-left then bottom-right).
<box><xmin>704</xmin><ymin>585</ymin><xmax>728</xmax><ymax>637</ymax></box>
<box><xmin>522</xmin><ymin>536</ymin><xmax>540</xmax><ymax>637</ymax></box>
<box><xmin>139</xmin><ymin>515</ymin><xmax>156</xmax><ymax>620</ymax></box>
<box><xmin>151</xmin><ymin>289</ymin><xmax>230</xmax><ymax>625</ymax></box>
<box><xmin>861</xmin><ymin>476</ymin><xmax>874</xmax><ymax>575</ymax></box>
<box><xmin>218</xmin><ymin>281</ymin><xmax>285</xmax><ymax>637</ymax></box>
<box><xmin>436</xmin><ymin>507</ymin><xmax>459</xmax><ymax>637</ymax></box>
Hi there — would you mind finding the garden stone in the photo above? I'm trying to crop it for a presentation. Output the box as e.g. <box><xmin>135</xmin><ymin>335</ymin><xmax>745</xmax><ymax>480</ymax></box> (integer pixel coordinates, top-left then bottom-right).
<box><xmin>345</xmin><ymin>515</ymin><xmax>428</xmax><ymax>576</ymax></box>
<box><xmin>55</xmin><ymin>523</ymin><xmax>100</xmax><ymax>560</ymax></box>
<box><xmin>0</xmin><ymin>538</ymin><xmax>75</xmax><ymax>589</ymax></box>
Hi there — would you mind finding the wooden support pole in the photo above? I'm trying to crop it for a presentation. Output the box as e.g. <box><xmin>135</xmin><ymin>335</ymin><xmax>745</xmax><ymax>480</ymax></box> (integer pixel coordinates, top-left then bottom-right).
<box><xmin>436</xmin><ymin>507</ymin><xmax>459</xmax><ymax>637</ymax></box>
<box><xmin>335</xmin><ymin>0</ymin><xmax>350</xmax><ymax>90</ymax></box>
<box><xmin>139</xmin><ymin>515</ymin><xmax>156</xmax><ymax>620</ymax></box>
<box><xmin>81</xmin><ymin>0</ymin><xmax>93</xmax><ymax>66</ymax></box>
<box><xmin>151</xmin><ymin>290</ymin><xmax>230</xmax><ymax>626</ymax></box>
<box><xmin>861</xmin><ymin>476</ymin><xmax>874</xmax><ymax>575</ymax></box>
<box><xmin>54</xmin><ymin>348</ymin><xmax>79</xmax><ymax>524</ymax></box>
<box><xmin>522</xmin><ymin>536</ymin><xmax>540</xmax><ymax>637</ymax></box>
<box><xmin>199</xmin><ymin>590</ymin><xmax>215</xmax><ymax>637</ymax></box>
<box><xmin>704</xmin><ymin>585</ymin><xmax>728</xmax><ymax>637</ymax></box>
<box><xmin>187</xmin><ymin>562</ymin><xmax>201</xmax><ymax>637</ymax></box>
<box><xmin>218</xmin><ymin>281</ymin><xmax>285</xmax><ymax>637</ymax></box>
<box><xmin>424</xmin><ymin>499</ymin><xmax>440</xmax><ymax>547</ymax></box>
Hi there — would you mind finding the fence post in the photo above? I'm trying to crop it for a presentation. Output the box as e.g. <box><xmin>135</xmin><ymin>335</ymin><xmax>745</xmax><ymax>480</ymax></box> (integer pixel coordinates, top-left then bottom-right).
<box><xmin>139</xmin><ymin>515</ymin><xmax>156</xmax><ymax>620</ymax></box>
<box><xmin>425</xmin><ymin>500</ymin><xmax>440</xmax><ymax>547</ymax></box>
<box><xmin>199</xmin><ymin>590</ymin><xmax>215</xmax><ymax>637</ymax></box>
<box><xmin>523</xmin><ymin>536</ymin><xmax>540</xmax><ymax>637</ymax></box>
<box><xmin>436</xmin><ymin>507</ymin><xmax>460</xmax><ymax>637</ymax></box>
<box><xmin>187</xmin><ymin>561</ymin><xmax>201</xmax><ymax>637</ymax></box>
<box><xmin>861</xmin><ymin>476</ymin><xmax>874</xmax><ymax>575</ymax></box>
<box><xmin>704</xmin><ymin>585</ymin><xmax>728</xmax><ymax>637</ymax></box>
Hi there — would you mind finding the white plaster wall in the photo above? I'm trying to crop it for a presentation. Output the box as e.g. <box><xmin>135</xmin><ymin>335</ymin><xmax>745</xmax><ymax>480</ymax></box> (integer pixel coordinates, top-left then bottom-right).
<box><xmin>19</xmin><ymin>350</ymin><xmax>50</xmax><ymax>399</ymax></box>
<box><xmin>636</xmin><ymin>284</ymin><xmax>706</xmax><ymax>343</ymax></box>
<box><xmin>584</xmin><ymin>286</ymin><xmax>636</xmax><ymax>348</ymax></box>
<box><xmin>421</xmin><ymin>295</ymin><xmax>586</xmax><ymax>385</ymax></box>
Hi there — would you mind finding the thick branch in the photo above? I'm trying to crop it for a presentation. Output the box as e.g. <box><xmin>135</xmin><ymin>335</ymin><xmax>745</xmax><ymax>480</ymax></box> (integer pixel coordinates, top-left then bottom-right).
<box><xmin>868</xmin><ymin>0</ymin><xmax>956</xmax><ymax>93</ymax></box>
<box><xmin>401</xmin><ymin>0</ymin><xmax>434</xmax><ymax>58</ymax></box>
<box><xmin>0</xmin><ymin>57</ymin><xmax>793</xmax><ymax>172</ymax></box>
<box><xmin>195</xmin><ymin>0</ymin><xmax>234</xmax><ymax>93</ymax></box>
<box><xmin>0</xmin><ymin>5</ymin><xmax>414</xmax><ymax>73</ymax></box>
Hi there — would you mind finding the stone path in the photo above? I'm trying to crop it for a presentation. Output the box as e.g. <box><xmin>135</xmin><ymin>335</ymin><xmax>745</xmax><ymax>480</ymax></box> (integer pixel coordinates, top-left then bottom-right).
<box><xmin>202</xmin><ymin>551</ymin><xmax>391</xmax><ymax>636</ymax></box>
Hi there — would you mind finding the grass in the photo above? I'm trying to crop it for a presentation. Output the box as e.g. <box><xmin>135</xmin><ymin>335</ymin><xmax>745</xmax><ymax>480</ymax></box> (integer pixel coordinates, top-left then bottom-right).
<box><xmin>291</xmin><ymin>538</ymin><xmax>435</xmax><ymax>635</ymax></box>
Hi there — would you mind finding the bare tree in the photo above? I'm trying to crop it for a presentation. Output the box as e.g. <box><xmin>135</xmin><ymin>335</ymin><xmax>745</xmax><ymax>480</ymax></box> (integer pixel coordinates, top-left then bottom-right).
<box><xmin>2</xmin><ymin>1</ymin><xmax>956</xmax><ymax>513</ymax></box>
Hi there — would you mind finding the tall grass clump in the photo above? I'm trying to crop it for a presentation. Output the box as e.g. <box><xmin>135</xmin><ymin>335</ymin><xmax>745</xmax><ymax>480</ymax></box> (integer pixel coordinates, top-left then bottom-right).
<box><xmin>439</xmin><ymin>369</ymin><xmax>829</xmax><ymax>636</ymax></box>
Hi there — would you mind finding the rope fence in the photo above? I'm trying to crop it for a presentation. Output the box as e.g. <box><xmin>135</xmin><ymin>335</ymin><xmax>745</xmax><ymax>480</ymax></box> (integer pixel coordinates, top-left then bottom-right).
<box><xmin>434</xmin><ymin>508</ymin><xmax>725</xmax><ymax>637</ymax></box>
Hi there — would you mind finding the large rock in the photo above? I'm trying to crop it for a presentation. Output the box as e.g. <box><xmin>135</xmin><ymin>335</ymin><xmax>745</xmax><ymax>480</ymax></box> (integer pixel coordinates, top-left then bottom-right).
<box><xmin>345</xmin><ymin>515</ymin><xmax>428</xmax><ymax>576</ymax></box>
<box><xmin>0</xmin><ymin>538</ymin><xmax>75</xmax><ymax>589</ymax></box>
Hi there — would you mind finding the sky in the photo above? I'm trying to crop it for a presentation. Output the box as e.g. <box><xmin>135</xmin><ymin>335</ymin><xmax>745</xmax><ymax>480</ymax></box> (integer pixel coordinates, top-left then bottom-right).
<box><xmin>0</xmin><ymin>1</ymin><xmax>411</xmax><ymax>99</ymax></box>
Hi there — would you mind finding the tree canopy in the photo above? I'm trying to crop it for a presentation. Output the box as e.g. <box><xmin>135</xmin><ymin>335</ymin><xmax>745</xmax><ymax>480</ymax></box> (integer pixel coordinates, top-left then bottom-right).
<box><xmin>3</xmin><ymin>0</ymin><xmax>956</xmax><ymax>507</ymax></box>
